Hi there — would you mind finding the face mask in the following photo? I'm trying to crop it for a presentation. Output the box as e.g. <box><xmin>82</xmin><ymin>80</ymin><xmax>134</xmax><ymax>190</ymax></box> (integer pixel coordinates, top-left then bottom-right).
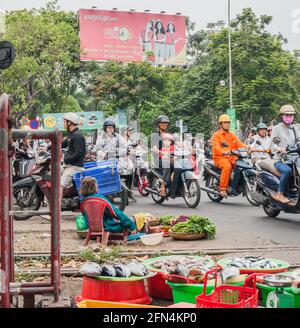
<box><xmin>282</xmin><ymin>115</ymin><xmax>295</xmax><ymax>125</ymax></box>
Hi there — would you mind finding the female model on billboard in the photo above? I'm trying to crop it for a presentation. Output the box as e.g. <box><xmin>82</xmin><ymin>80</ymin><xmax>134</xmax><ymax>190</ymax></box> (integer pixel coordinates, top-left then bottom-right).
<box><xmin>154</xmin><ymin>20</ymin><xmax>166</xmax><ymax>64</ymax></box>
<box><xmin>140</xmin><ymin>19</ymin><xmax>155</xmax><ymax>52</ymax></box>
<box><xmin>165</xmin><ymin>21</ymin><xmax>183</xmax><ymax>60</ymax></box>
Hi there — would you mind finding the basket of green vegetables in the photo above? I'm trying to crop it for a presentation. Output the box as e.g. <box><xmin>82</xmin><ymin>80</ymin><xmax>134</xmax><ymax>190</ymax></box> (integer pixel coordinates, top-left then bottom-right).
<box><xmin>169</xmin><ymin>215</ymin><xmax>216</xmax><ymax>240</ymax></box>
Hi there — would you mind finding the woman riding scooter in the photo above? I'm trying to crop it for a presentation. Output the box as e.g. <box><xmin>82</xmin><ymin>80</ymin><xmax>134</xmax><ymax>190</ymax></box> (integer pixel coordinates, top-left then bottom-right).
<box><xmin>270</xmin><ymin>105</ymin><xmax>300</xmax><ymax>204</ymax></box>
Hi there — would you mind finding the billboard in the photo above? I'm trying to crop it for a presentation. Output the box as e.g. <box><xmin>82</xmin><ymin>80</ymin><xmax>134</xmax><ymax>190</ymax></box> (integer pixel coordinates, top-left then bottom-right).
<box><xmin>42</xmin><ymin>110</ymin><xmax>127</xmax><ymax>131</ymax></box>
<box><xmin>79</xmin><ymin>9</ymin><xmax>186</xmax><ymax>66</ymax></box>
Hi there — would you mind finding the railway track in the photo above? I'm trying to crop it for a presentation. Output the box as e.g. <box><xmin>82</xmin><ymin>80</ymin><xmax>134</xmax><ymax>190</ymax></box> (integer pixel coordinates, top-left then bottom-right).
<box><xmin>11</xmin><ymin>245</ymin><xmax>300</xmax><ymax>277</ymax></box>
<box><xmin>12</xmin><ymin>245</ymin><xmax>300</xmax><ymax>259</ymax></box>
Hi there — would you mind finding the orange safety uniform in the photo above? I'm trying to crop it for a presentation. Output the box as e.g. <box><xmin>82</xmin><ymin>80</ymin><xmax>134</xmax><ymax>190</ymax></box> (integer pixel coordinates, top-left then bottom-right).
<box><xmin>211</xmin><ymin>129</ymin><xmax>247</xmax><ymax>191</ymax></box>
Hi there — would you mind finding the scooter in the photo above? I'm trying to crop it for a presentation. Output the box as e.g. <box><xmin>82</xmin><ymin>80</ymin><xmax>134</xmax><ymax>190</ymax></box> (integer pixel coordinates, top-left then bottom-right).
<box><xmin>13</xmin><ymin>150</ymin><xmax>128</xmax><ymax>220</ymax></box>
<box><xmin>253</xmin><ymin>138</ymin><xmax>300</xmax><ymax>218</ymax></box>
<box><xmin>146</xmin><ymin>148</ymin><xmax>201</xmax><ymax>208</ymax></box>
<box><xmin>201</xmin><ymin>145</ymin><xmax>259</xmax><ymax>206</ymax></box>
<box><xmin>12</xmin><ymin>146</ymin><xmax>36</xmax><ymax>183</ymax></box>
<box><xmin>133</xmin><ymin>149</ymin><xmax>152</xmax><ymax>197</ymax></box>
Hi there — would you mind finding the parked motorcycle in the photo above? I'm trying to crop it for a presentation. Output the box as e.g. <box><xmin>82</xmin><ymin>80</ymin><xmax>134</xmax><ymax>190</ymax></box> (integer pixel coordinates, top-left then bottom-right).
<box><xmin>12</xmin><ymin>146</ymin><xmax>36</xmax><ymax>183</ymax></box>
<box><xmin>145</xmin><ymin>148</ymin><xmax>201</xmax><ymax>208</ymax></box>
<box><xmin>133</xmin><ymin>149</ymin><xmax>152</xmax><ymax>197</ymax></box>
<box><xmin>253</xmin><ymin>138</ymin><xmax>300</xmax><ymax>218</ymax></box>
<box><xmin>13</xmin><ymin>151</ymin><xmax>128</xmax><ymax>220</ymax></box>
<box><xmin>202</xmin><ymin>145</ymin><xmax>259</xmax><ymax>206</ymax></box>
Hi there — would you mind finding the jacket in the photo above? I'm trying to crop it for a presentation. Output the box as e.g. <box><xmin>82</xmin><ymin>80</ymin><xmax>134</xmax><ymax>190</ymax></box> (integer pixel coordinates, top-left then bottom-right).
<box><xmin>62</xmin><ymin>128</ymin><xmax>86</xmax><ymax>167</ymax></box>
<box><xmin>212</xmin><ymin>129</ymin><xmax>246</xmax><ymax>161</ymax></box>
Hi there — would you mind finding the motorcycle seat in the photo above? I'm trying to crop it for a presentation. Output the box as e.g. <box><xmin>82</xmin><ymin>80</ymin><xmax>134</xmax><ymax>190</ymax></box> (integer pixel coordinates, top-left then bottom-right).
<box><xmin>257</xmin><ymin>159</ymin><xmax>281</xmax><ymax>177</ymax></box>
<box><xmin>206</xmin><ymin>160</ymin><xmax>221</xmax><ymax>173</ymax></box>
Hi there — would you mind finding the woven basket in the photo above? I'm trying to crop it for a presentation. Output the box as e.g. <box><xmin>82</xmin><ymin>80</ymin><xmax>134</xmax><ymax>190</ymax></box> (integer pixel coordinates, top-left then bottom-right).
<box><xmin>169</xmin><ymin>231</ymin><xmax>206</xmax><ymax>240</ymax></box>
<box><xmin>149</xmin><ymin>218</ymin><xmax>161</xmax><ymax>227</ymax></box>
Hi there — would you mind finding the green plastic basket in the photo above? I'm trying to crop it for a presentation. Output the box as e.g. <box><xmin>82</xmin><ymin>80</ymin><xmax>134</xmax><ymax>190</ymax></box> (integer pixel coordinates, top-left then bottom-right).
<box><xmin>166</xmin><ymin>280</ymin><xmax>245</xmax><ymax>305</ymax></box>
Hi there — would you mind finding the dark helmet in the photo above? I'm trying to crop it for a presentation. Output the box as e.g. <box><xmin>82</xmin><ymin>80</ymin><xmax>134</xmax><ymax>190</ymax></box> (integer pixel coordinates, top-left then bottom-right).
<box><xmin>103</xmin><ymin>119</ymin><xmax>116</xmax><ymax>131</ymax></box>
<box><xmin>257</xmin><ymin>123</ymin><xmax>268</xmax><ymax>130</ymax></box>
<box><xmin>156</xmin><ymin>115</ymin><xmax>170</xmax><ymax>125</ymax></box>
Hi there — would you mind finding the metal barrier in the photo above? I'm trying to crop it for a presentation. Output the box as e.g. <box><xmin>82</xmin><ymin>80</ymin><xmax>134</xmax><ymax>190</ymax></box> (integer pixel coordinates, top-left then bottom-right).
<box><xmin>0</xmin><ymin>93</ymin><xmax>63</xmax><ymax>308</ymax></box>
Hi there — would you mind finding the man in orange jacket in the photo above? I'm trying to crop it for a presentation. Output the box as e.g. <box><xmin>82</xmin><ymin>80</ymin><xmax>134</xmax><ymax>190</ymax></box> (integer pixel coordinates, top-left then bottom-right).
<box><xmin>212</xmin><ymin>114</ymin><xmax>247</xmax><ymax>198</ymax></box>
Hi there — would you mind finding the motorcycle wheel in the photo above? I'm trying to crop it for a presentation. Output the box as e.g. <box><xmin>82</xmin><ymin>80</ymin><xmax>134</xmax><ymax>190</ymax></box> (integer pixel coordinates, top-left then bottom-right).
<box><xmin>206</xmin><ymin>176</ymin><xmax>223</xmax><ymax>203</ymax></box>
<box><xmin>137</xmin><ymin>175</ymin><xmax>150</xmax><ymax>197</ymax></box>
<box><xmin>245</xmin><ymin>176</ymin><xmax>260</xmax><ymax>207</ymax></box>
<box><xmin>263</xmin><ymin>201</ymin><xmax>281</xmax><ymax>218</ymax></box>
<box><xmin>184</xmin><ymin>179</ymin><xmax>201</xmax><ymax>208</ymax></box>
<box><xmin>13</xmin><ymin>186</ymin><xmax>42</xmax><ymax>220</ymax></box>
<box><xmin>151</xmin><ymin>177</ymin><xmax>165</xmax><ymax>204</ymax></box>
<box><xmin>108</xmin><ymin>187</ymin><xmax>128</xmax><ymax>211</ymax></box>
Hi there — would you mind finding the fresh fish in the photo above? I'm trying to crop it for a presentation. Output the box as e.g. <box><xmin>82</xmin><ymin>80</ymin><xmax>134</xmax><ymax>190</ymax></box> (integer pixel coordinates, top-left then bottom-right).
<box><xmin>79</xmin><ymin>262</ymin><xmax>102</xmax><ymax>277</ymax></box>
<box><xmin>114</xmin><ymin>264</ymin><xmax>131</xmax><ymax>278</ymax></box>
<box><xmin>102</xmin><ymin>264</ymin><xmax>117</xmax><ymax>277</ymax></box>
<box><xmin>127</xmin><ymin>261</ymin><xmax>148</xmax><ymax>277</ymax></box>
<box><xmin>175</xmin><ymin>264</ymin><xmax>189</xmax><ymax>277</ymax></box>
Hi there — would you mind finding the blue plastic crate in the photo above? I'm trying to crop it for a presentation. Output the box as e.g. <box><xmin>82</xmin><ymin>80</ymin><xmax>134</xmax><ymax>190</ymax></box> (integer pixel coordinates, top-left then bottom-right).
<box><xmin>74</xmin><ymin>160</ymin><xmax>122</xmax><ymax>196</ymax></box>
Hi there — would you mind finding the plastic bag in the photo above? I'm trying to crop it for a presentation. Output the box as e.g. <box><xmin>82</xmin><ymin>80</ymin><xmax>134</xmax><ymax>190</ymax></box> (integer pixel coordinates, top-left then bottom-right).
<box><xmin>76</xmin><ymin>214</ymin><xmax>89</xmax><ymax>231</ymax></box>
<box><xmin>79</xmin><ymin>262</ymin><xmax>102</xmax><ymax>277</ymax></box>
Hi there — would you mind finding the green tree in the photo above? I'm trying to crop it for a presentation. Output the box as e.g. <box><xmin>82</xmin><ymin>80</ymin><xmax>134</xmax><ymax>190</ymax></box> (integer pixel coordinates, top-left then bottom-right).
<box><xmin>0</xmin><ymin>0</ymin><xmax>81</xmax><ymax>124</ymax></box>
<box><xmin>88</xmin><ymin>61</ymin><xmax>172</xmax><ymax>134</ymax></box>
<box><xmin>171</xmin><ymin>9</ymin><xmax>300</xmax><ymax>139</ymax></box>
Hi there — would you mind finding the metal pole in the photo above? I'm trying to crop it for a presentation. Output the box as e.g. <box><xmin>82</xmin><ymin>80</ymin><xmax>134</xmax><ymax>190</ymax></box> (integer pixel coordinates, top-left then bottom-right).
<box><xmin>0</xmin><ymin>94</ymin><xmax>11</xmax><ymax>308</ymax></box>
<box><xmin>50</xmin><ymin>129</ymin><xmax>62</xmax><ymax>302</ymax></box>
<box><xmin>228</xmin><ymin>0</ymin><xmax>233</xmax><ymax>109</ymax></box>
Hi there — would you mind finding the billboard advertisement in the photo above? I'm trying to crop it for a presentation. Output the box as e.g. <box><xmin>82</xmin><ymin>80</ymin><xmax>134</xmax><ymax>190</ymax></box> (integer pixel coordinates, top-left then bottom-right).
<box><xmin>42</xmin><ymin>110</ymin><xmax>127</xmax><ymax>131</ymax></box>
<box><xmin>79</xmin><ymin>9</ymin><xmax>186</xmax><ymax>66</ymax></box>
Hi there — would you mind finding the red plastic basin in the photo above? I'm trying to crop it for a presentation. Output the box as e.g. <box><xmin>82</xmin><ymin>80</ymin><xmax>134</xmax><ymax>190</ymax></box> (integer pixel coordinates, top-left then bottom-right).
<box><xmin>76</xmin><ymin>276</ymin><xmax>152</xmax><ymax>305</ymax></box>
<box><xmin>147</xmin><ymin>272</ymin><xmax>173</xmax><ymax>301</ymax></box>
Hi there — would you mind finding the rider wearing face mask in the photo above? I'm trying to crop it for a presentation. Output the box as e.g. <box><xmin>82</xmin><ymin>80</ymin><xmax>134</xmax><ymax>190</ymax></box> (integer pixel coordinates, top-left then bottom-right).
<box><xmin>270</xmin><ymin>105</ymin><xmax>300</xmax><ymax>204</ymax></box>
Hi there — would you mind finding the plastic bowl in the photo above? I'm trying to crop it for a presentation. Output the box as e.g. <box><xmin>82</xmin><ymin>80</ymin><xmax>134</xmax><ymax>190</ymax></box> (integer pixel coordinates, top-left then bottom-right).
<box><xmin>140</xmin><ymin>233</ymin><xmax>164</xmax><ymax>246</ymax></box>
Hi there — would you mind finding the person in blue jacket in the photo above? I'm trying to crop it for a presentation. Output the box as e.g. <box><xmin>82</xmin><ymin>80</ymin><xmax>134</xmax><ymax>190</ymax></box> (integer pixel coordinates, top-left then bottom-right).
<box><xmin>80</xmin><ymin>177</ymin><xmax>137</xmax><ymax>234</ymax></box>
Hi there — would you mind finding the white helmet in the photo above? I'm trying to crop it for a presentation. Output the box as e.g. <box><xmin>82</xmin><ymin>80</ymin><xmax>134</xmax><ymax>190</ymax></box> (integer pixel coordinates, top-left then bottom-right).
<box><xmin>63</xmin><ymin>112</ymin><xmax>79</xmax><ymax>125</ymax></box>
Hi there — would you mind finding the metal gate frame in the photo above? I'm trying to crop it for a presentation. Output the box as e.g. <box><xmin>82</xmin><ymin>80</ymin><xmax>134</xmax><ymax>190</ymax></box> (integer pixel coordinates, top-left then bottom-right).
<box><xmin>0</xmin><ymin>93</ymin><xmax>62</xmax><ymax>308</ymax></box>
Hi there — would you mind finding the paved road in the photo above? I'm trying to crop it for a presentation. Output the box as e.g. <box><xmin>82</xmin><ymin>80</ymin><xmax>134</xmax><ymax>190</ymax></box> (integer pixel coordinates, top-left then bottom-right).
<box><xmin>124</xmin><ymin>190</ymin><xmax>300</xmax><ymax>247</ymax></box>
<box><xmin>14</xmin><ymin>186</ymin><xmax>300</xmax><ymax>262</ymax></box>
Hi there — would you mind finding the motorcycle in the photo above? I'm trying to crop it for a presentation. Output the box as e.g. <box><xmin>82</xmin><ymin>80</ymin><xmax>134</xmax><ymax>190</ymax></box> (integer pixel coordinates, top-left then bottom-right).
<box><xmin>201</xmin><ymin>144</ymin><xmax>259</xmax><ymax>206</ymax></box>
<box><xmin>12</xmin><ymin>146</ymin><xmax>36</xmax><ymax>183</ymax></box>
<box><xmin>13</xmin><ymin>150</ymin><xmax>128</xmax><ymax>220</ymax></box>
<box><xmin>253</xmin><ymin>138</ymin><xmax>300</xmax><ymax>218</ymax></box>
<box><xmin>133</xmin><ymin>149</ymin><xmax>152</xmax><ymax>197</ymax></box>
<box><xmin>145</xmin><ymin>148</ymin><xmax>201</xmax><ymax>208</ymax></box>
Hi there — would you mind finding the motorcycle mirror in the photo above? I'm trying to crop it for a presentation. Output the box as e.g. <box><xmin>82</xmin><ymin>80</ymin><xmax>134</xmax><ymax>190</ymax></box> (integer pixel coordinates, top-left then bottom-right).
<box><xmin>250</xmin><ymin>138</ymin><xmax>255</xmax><ymax>144</ymax></box>
<box><xmin>221</xmin><ymin>142</ymin><xmax>229</xmax><ymax>147</ymax></box>
<box><xmin>256</xmin><ymin>140</ymin><xmax>262</xmax><ymax>146</ymax></box>
<box><xmin>0</xmin><ymin>41</ymin><xmax>16</xmax><ymax>69</ymax></box>
<box><xmin>273</xmin><ymin>137</ymin><xmax>281</xmax><ymax>145</ymax></box>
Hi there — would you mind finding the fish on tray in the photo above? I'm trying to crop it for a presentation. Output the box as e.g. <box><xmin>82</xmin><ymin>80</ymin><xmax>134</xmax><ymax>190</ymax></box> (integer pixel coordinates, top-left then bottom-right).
<box><xmin>227</xmin><ymin>257</ymin><xmax>279</xmax><ymax>269</ymax></box>
<box><xmin>127</xmin><ymin>261</ymin><xmax>148</xmax><ymax>277</ymax></box>
<box><xmin>175</xmin><ymin>264</ymin><xmax>189</xmax><ymax>277</ymax></box>
<box><xmin>102</xmin><ymin>264</ymin><xmax>117</xmax><ymax>277</ymax></box>
<box><xmin>114</xmin><ymin>263</ymin><xmax>131</xmax><ymax>278</ymax></box>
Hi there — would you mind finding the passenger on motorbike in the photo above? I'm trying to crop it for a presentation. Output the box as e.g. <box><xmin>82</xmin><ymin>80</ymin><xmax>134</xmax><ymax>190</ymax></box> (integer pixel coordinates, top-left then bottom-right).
<box><xmin>211</xmin><ymin>114</ymin><xmax>248</xmax><ymax>198</ymax></box>
<box><xmin>61</xmin><ymin>113</ymin><xmax>86</xmax><ymax>197</ymax></box>
<box><xmin>249</xmin><ymin>123</ymin><xmax>271</xmax><ymax>165</ymax></box>
<box><xmin>160</xmin><ymin>133</ymin><xmax>175</xmax><ymax>196</ymax></box>
<box><xmin>270</xmin><ymin>105</ymin><xmax>300</xmax><ymax>204</ymax></box>
<box><xmin>151</xmin><ymin>115</ymin><xmax>173</xmax><ymax>196</ymax></box>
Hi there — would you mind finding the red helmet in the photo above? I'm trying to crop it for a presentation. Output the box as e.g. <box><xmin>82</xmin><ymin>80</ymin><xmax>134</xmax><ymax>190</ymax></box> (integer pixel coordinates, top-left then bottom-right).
<box><xmin>162</xmin><ymin>133</ymin><xmax>174</xmax><ymax>141</ymax></box>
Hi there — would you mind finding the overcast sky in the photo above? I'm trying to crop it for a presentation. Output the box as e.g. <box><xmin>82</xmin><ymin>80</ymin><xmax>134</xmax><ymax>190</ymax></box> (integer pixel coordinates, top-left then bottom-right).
<box><xmin>1</xmin><ymin>0</ymin><xmax>300</xmax><ymax>50</ymax></box>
